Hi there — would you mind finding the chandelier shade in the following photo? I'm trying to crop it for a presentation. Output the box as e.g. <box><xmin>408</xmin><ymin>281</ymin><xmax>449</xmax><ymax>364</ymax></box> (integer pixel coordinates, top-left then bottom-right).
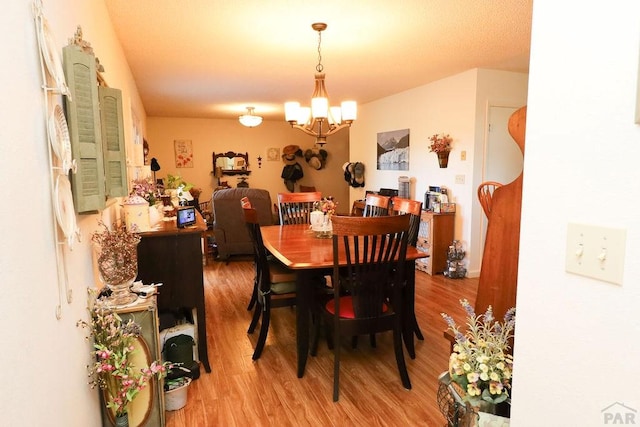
<box><xmin>284</xmin><ymin>23</ymin><xmax>356</xmax><ymax>145</ymax></box>
<box><xmin>239</xmin><ymin>107</ymin><xmax>263</xmax><ymax>127</ymax></box>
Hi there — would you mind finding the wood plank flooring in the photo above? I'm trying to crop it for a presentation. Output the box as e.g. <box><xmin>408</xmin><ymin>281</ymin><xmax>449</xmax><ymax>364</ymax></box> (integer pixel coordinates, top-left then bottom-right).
<box><xmin>165</xmin><ymin>258</ymin><xmax>478</xmax><ymax>426</ymax></box>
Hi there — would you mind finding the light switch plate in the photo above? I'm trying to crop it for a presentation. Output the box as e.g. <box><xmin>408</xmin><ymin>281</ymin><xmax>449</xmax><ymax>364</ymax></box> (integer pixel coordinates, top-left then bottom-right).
<box><xmin>565</xmin><ymin>223</ymin><xmax>626</xmax><ymax>285</ymax></box>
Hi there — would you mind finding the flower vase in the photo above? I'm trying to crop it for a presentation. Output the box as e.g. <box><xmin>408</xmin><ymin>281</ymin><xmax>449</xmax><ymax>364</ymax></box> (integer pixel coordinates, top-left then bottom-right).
<box><xmin>96</xmin><ymin>241</ymin><xmax>140</xmax><ymax>307</ymax></box>
<box><xmin>437</xmin><ymin>151</ymin><xmax>450</xmax><ymax>168</ymax></box>
<box><xmin>114</xmin><ymin>412</ymin><xmax>129</xmax><ymax>427</ymax></box>
<box><xmin>315</xmin><ymin>215</ymin><xmax>332</xmax><ymax>239</ymax></box>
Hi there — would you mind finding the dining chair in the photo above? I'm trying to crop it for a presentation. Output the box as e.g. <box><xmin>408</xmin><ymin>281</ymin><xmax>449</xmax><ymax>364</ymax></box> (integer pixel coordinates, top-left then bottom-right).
<box><xmin>314</xmin><ymin>214</ymin><xmax>412</xmax><ymax>401</ymax></box>
<box><xmin>391</xmin><ymin>197</ymin><xmax>425</xmax><ymax>342</ymax></box>
<box><xmin>243</xmin><ymin>206</ymin><xmax>297</xmax><ymax>360</ymax></box>
<box><xmin>362</xmin><ymin>193</ymin><xmax>391</xmax><ymax>217</ymax></box>
<box><xmin>277</xmin><ymin>191</ymin><xmax>322</xmax><ymax>225</ymax></box>
<box><xmin>391</xmin><ymin>197</ymin><xmax>423</xmax><ymax>246</ymax></box>
<box><xmin>477</xmin><ymin>181</ymin><xmax>503</xmax><ymax>218</ymax></box>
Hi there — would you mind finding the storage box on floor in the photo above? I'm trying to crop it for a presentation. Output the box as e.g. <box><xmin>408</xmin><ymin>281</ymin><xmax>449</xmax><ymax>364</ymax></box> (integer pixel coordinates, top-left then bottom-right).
<box><xmin>159</xmin><ymin>311</ymin><xmax>199</xmax><ymax>411</ymax></box>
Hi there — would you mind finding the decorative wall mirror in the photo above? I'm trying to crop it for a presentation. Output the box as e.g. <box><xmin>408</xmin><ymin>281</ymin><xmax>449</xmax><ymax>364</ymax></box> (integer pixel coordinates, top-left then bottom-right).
<box><xmin>212</xmin><ymin>151</ymin><xmax>251</xmax><ymax>176</ymax></box>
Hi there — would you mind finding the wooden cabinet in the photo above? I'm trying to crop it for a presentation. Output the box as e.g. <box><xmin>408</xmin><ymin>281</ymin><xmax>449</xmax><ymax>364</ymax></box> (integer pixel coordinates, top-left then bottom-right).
<box><xmin>415</xmin><ymin>211</ymin><xmax>455</xmax><ymax>275</ymax></box>
<box><xmin>136</xmin><ymin>213</ymin><xmax>211</xmax><ymax>372</ymax></box>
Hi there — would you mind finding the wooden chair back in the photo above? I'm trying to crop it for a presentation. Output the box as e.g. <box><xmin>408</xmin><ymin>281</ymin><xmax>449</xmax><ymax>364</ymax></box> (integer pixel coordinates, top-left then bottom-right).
<box><xmin>362</xmin><ymin>193</ymin><xmax>390</xmax><ymax>217</ymax></box>
<box><xmin>277</xmin><ymin>191</ymin><xmax>322</xmax><ymax>225</ymax></box>
<box><xmin>392</xmin><ymin>197</ymin><xmax>423</xmax><ymax>246</ymax></box>
<box><xmin>477</xmin><ymin>181</ymin><xmax>503</xmax><ymax>218</ymax></box>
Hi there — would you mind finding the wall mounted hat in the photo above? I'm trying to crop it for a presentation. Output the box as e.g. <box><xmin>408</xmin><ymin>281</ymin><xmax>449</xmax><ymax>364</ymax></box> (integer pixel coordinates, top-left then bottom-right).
<box><xmin>282</xmin><ymin>144</ymin><xmax>302</xmax><ymax>165</ymax></box>
<box><xmin>303</xmin><ymin>147</ymin><xmax>328</xmax><ymax>170</ymax></box>
<box><xmin>308</xmin><ymin>156</ymin><xmax>322</xmax><ymax>170</ymax></box>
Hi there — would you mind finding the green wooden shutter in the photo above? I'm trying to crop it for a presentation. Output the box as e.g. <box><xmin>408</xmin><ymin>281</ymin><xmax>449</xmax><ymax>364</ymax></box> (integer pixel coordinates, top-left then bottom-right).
<box><xmin>62</xmin><ymin>46</ymin><xmax>105</xmax><ymax>213</ymax></box>
<box><xmin>99</xmin><ymin>86</ymin><xmax>128</xmax><ymax>197</ymax></box>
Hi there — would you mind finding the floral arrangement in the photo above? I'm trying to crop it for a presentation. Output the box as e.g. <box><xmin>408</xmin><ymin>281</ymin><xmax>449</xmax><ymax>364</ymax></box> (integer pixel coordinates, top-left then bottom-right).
<box><xmin>166</xmin><ymin>173</ymin><xmax>194</xmax><ymax>191</ymax></box>
<box><xmin>428</xmin><ymin>133</ymin><xmax>453</xmax><ymax>153</ymax></box>
<box><xmin>77</xmin><ymin>295</ymin><xmax>171</xmax><ymax>417</ymax></box>
<box><xmin>91</xmin><ymin>222</ymin><xmax>141</xmax><ymax>286</ymax></box>
<box><xmin>441</xmin><ymin>299</ymin><xmax>515</xmax><ymax>406</ymax></box>
<box><xmin>131</xmin><ymin>178</ymin><xmax>158</xmax><ymax>206</ymax></box>
<box><xmin>314</xmin><ymin>197</ymin><xmax>337</xmax><ymax>217</ymax></box>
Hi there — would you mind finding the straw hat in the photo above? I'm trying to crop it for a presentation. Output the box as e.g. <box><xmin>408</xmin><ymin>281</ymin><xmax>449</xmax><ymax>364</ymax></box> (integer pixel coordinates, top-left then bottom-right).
<box><xmin>282</xmin><ymin>145</ymin><xmax>301</xmax><ymax>165</ymax></box>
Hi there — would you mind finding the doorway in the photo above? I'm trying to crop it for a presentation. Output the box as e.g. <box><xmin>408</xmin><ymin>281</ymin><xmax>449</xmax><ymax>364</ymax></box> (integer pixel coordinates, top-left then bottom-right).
<box><xmin>479</xmin><ymin>106</ymin><xmax>524</xmax><ymax>255</ymax></box>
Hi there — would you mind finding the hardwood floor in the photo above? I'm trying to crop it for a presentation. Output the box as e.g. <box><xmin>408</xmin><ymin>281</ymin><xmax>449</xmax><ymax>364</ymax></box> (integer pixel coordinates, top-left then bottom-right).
<box><xmin>165</xmin><ymin>259</ymin><xmax>478</xmax><ymax>426</ymax></box>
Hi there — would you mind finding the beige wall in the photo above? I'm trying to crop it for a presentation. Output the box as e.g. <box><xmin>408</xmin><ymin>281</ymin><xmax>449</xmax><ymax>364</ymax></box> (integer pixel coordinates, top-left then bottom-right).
<box><xmin>1</xmin><ymin>0</ymin><xmax>145</xmax><ymax>425</ymax></box>
<box><xmin>146</xmin><ymin>117</ymin><xmax>350</xmax><ymax>213</ymax></box>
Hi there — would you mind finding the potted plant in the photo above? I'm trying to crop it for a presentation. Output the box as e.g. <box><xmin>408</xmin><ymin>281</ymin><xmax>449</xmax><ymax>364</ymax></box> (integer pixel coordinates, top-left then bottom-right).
<box><xmin>77</xmin><ymin>295</ymin><xmax>171</xmax><ymax>426</ymax></box>
<box><xmin>165</xmin><ymin>173</ymin><xmax>195</xmax><ymax>205</ymax></box>
<box><xmin>441</xmin><ymin>299</ymin><xmax>515</xmax><ymax>423</ymax></box>
<box><xmin>428</xmin><ymin>133</ymin><xmax>453</xmax><ymax>168</ymax></box>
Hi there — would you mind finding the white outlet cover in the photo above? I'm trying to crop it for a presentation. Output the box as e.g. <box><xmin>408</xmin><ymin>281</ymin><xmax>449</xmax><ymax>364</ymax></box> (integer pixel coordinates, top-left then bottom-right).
<box><xmin>565</xmin><ymin>223</ymin><xmax>626</xmax><ymax>285</ymax></box>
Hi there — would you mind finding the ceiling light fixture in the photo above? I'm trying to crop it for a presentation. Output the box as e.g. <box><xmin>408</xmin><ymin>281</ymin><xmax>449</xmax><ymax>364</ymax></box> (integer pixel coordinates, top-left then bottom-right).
<box><xmin>239</xmin><ymin>106</ymin><xmax>263</xmax><ymax>127</ymax></box>
<box><xmin>284</xmin><ymin>23</ymin><xmax>356</xmax><ymax>146</ymax></box>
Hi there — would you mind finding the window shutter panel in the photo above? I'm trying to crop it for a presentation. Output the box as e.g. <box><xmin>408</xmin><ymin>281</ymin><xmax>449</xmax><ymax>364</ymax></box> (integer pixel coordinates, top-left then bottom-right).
<box><xmin>62</xmin><ymin>46</ymin><xmax>105</xmax><ymax>213</ymax></box>
<box><xmin>99</xmin><ymin>86</ymin><xmax>128</xmax><ymax>197</ymax></box>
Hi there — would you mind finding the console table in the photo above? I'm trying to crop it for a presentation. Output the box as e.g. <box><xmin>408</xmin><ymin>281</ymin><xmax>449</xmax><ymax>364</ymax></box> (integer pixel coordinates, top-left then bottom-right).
<box><xmin>136</xmin><ymin>212</ymin><xmax>211</xmax><ymax>372</ymax></box>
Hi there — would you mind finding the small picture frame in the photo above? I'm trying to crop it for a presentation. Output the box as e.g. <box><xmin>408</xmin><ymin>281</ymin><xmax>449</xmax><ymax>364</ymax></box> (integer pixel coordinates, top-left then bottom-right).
<box><xmin>266</xmin><ymin>147</ymin><xmax>280</xmax><ymax>161</ymax></box>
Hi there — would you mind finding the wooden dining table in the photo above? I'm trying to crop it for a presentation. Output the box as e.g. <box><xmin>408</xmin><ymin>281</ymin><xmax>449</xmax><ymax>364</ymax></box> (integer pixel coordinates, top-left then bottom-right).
<box><xmin>260</xmin><ymin>223</ymin><xmax>427</xmax><ymax>378</ymax></box>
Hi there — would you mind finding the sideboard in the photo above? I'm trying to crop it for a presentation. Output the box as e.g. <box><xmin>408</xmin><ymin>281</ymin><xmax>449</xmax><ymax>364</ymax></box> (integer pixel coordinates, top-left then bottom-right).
<box><xmin>136</xmin><ymin>212</ymin><xmax>211</xmax><ymax>372</ymax></box>
<box><xmin>415</xmin><ymin>211</ymin><xmax>455</xmax><ymax>275</ymax></box>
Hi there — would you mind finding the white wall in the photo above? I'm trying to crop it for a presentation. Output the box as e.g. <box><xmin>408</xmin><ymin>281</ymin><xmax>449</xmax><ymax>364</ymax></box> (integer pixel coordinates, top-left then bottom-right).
<box><xmin>511</xmin><ymin>2</ymin><xmax>640</xmax><ymax>426</ymax></box>
<box><xmin>351</xmin><ymin>69</ymin><xmax>527</xmax><ymax>276</ymax></box>
<box><xmin>146</xmin><ymin>117</ymin><xmax>350</xmax><ymax>212</ymax></box>
<box><xmin>0</xmin><ymin>1</ymin><xmax>145</xmax><ymax>425</ymax></box>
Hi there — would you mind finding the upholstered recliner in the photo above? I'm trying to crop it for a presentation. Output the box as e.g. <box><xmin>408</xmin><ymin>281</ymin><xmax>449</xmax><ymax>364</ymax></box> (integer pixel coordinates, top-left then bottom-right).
<box><xmin>212</xmin><ymin>188</ymin><xmax>274</xmax><ymax>260</ymax></box>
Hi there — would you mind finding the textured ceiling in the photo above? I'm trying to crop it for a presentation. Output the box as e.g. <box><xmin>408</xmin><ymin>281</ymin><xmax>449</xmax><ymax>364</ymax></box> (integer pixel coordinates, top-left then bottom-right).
<box><xmin>104</xmin><ymin>0</ymin><xmax>532</xmax><ymax>121</ymax></box>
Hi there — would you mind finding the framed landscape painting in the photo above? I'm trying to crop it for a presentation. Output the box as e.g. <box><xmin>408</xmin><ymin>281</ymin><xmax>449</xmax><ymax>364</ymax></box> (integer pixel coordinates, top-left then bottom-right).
<box><xmin>377</xmin><ymin>129</ymin><xmax>409</xmax><ymax>170</ymax></box>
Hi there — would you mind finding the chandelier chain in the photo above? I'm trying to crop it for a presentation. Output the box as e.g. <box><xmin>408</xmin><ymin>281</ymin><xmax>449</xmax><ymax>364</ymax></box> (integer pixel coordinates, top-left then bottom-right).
<box><xmin>316</xmin><ymin>29</ymin><xmax>323</xmax><ymax>73</ymax></box>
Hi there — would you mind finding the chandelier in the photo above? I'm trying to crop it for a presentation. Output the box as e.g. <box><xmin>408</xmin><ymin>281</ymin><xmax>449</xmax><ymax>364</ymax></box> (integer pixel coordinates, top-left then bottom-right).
<box><xmin>284</xmin><ymin>23</ymin><xmax>357</xmax><ymax>146</ymax></box>
<box><xmin>239</xmin><ymin>107</ymin><xmax>263</xmax><ymax>127</ymax></box>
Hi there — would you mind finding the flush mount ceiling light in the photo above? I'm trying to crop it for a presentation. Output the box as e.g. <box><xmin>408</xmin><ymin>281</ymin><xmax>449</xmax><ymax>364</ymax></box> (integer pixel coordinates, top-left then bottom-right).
<box><xmin>239</xmin><ymin>107</ymin><xmax>263</xmax><ymax>127</ymax></box>
<box><xmin>284</xmin><ymin>23</ymin><xmax>357</xmax><ymax>146</ymax></box>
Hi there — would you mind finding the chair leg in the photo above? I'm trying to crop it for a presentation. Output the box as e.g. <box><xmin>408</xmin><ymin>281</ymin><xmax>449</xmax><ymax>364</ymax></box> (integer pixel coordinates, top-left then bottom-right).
<box><xmin>413</xmin><ymin>317</ymin><xmax>424</xmax><ymax>341</ymax></box>
<box><xmin>369</xmin><ymin>334</ymin><xmax>377</xmax><ymax>348</ymax></box>
<box><xmin>252</xmin><ymin>297</ymin><xmax>271</xmax><ymax>360</ymax></box>
<box><xmin>333</xmin><ymin>334</ymin><xmax>341</xmax><ymax>402</ymax></box>
<box><xmin>393</xmin><ymin>324</ymin><xmax>412</xmax><ymax>390</ymax></box>
<box><xmin>351</xmin><ymin>336</ymin><xmax>358</xmax><ymax>349</ymax></box>
<box><xmin>247</xmin><ymin>285</ymin><xmax>257</xmax><ymax>311</ymax></box>
<box><xmin>247</xmin><ymin>301</ymin><xmax>261</xmax><ymax>334</ymax></box>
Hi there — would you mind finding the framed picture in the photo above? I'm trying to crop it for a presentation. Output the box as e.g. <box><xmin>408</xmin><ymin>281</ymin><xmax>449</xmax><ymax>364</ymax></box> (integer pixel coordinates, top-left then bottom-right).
<box><xmin>266</xmin><ymin>147</ymin><xmax>280</xmax><ymax>161</ymax></box>
<box><xmin>377</xmin><ymin>129</ymin><xmax>410</xmax><ymax>170</ymax></box>
<box><xmin>174</xmin><ymin>139</ymin><xmax>193</xmax><ymax>168</ymax></box>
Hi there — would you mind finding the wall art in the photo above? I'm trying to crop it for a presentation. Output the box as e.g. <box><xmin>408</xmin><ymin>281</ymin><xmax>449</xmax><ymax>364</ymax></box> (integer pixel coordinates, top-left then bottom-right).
<box><xmin>174</xmin><ymin>139</ymin><xmax>193</xmax><ymax>168</ymax></box>
<box><xmin>377</xmin><ymin>129</ymin><xmax>410</xmax><ymax>170</ymax></box>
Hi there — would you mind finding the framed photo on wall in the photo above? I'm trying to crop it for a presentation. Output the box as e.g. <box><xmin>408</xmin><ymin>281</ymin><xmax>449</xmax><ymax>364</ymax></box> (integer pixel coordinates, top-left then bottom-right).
<box><xmin>377</xmin><ymin>129</ymin><xmax>410</xmax><ymax>170</ymax></box>
<box><xmin>174</xmin><ymin>139</ymin><xmax>193</xmax><ymax>168</ymax></box>
<box><xmin>266</xmin><ymin>147</ymin><xmax>280</xmax><ymax>161</ymax></box>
